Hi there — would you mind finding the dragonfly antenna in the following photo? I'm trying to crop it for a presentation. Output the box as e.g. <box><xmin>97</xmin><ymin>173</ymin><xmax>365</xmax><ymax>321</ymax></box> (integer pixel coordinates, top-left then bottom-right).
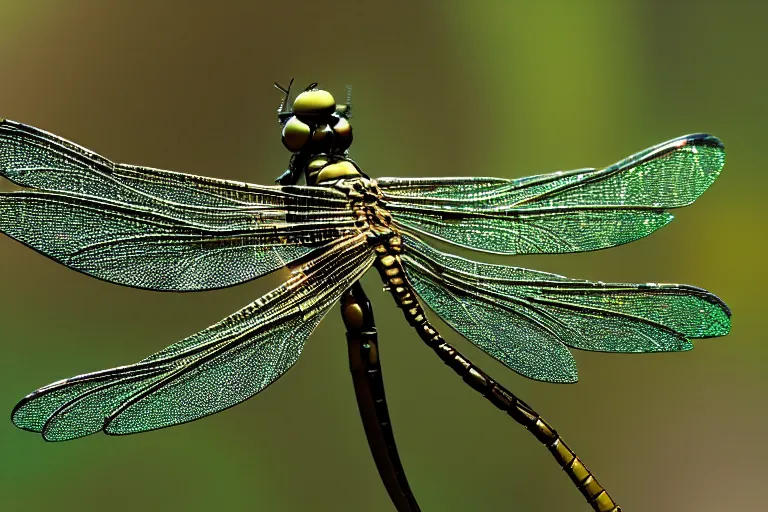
<box><xmin>345</xmin><ymin>84</ymin><xmax>353</xmax><ymax>118</ymax></box>
<box><xmin>274</xmin><ymin>78</ymin><xmax>294</xmax><ymax>117</ymax></box>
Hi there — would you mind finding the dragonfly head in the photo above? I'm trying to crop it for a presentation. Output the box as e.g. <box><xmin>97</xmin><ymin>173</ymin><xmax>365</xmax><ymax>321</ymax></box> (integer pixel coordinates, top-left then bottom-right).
<box><xmin>275</xmin><ymin>80</ymin><xmax>353</xmax><ymax>156</ymax></box>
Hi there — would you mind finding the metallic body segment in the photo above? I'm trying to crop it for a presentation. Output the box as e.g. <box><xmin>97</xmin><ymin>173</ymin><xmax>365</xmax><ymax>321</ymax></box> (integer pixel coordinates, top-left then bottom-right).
<box><xmin>372</xmin><ymin>234</ymin><xmax>621</xmax><ymax>512</ymax></box>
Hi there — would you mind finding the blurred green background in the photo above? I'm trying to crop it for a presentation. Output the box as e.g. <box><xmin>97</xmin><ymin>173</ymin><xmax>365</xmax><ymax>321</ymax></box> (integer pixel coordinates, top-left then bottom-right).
<box><xmin>0</xmin><ymin>1</ymin><xmax>764</xmax><ymax>510</ymax></box>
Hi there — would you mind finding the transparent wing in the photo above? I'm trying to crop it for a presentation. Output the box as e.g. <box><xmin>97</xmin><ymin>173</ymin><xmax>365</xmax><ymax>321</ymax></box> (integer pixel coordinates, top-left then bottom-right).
<box><xmin>0</xmin><ymin>119</ymin><xmax>356</xmax><ymax>290</ymax></box>
<box><xmin>12</xmin><ymin>233</ymin><xmax>375</xmax><ymax>441</ymax></box>
<box><xmin>401</xmin><ymin>234</ymin><xmax>731</xmax><ymax>383</ymax></box>
<box><xmin>379</xmin><ymin>134</ymin><xmax>725</xmax><ymax>255</ymax></box>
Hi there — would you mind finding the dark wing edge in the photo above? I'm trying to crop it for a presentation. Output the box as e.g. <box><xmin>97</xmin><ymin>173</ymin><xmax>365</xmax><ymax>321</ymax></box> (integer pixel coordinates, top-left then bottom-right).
<box><xmin>378</xmin><ymin>134</ymin><xmax>725</xmax><ymax>255</ymax></box>
<box><xmin>11</xmin><ymin>233</ymin><xmax>375</xmax><ymax>441</ymax></box>
<box><xmin>400</xmin><ymin>233</ymin><xmax>730</xmax><ymax>383</ymax></box>
<box><xmin>0</xmin><ymin>119</ymin><xmax>357</xmax><ymax>291</ymax></box>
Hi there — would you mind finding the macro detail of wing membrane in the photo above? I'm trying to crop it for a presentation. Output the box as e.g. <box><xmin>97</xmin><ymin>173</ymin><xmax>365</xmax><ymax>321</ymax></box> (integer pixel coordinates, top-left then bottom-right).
<box><xmin>378</xmin><ymin>134</ymin><xmax>724</xmax><ymax>255</ymax></box>
<box><xmin>0</xmin><ymin>120</ymin><xmax>357</xmax><ymax>291</ymax></box>
<box><xmin>401</xmin><ymin>233</ymin><xmax>730</xmax><ymax>383</ymax></box>
<box><xmin>12</xmin><ymin>234</ymin><xmax>374</xmax><ymax>441</ymax></box>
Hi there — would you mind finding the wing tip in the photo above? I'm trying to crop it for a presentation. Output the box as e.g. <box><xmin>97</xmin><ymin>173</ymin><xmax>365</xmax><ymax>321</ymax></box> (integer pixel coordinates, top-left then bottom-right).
<box><xmin>10</xmin><ymin>391</ymin><xmax>48</xmax><ymax>433</ymax></box>
<box><xmin>676</xmin><ymin>284</ymin><xmax>732</xmax><ymax>317</ymax></box>
<box><xmin>665</xmin><ymin>134</ymin><xmax>726</xmax><ymax>207</ymax></box>
<box><xmin>686</xmin><ymin>133</ymin><xmax>724</xmax><ymax>150</ymax></box>
<box><xmin>701</xmin><ymin>311</ymin><xmax>732</xmax><ymax>339</ymax></box>
<box><xmin>714</xmin><ymin>322</ymin><xmax>732</xmax><ymax>337</ymax></box>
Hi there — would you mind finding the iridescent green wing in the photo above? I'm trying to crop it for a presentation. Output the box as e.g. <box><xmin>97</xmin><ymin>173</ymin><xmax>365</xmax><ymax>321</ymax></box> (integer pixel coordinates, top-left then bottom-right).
<box><xmin>0</xmin><ymin>119</ymin><xmax>356</xmax><ymax>290</ymax></box>
<box><xmin>12</xmin><ymin>234</ymin><xmax>375</xmax><ymax>441</ymax></box>
<box><xmin>378</xmin><ymin>134</ymin><xmax>724</xmax><ymax>254</ymax></box>
<box><xmin>401</xmin><ymin>234</ymin><xmax>731</xmax><ymax>383</ymax></box>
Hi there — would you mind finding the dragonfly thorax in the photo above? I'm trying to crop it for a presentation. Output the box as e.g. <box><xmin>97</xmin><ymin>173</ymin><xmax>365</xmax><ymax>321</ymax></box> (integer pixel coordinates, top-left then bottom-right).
<box><xmin>332</xmin><ymin>176</ymin><xmax>393</xmax><ymax>237</ymax></box>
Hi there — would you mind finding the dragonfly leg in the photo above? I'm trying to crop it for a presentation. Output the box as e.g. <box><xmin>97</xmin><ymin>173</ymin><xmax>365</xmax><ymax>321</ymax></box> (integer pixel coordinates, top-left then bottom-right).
<box><xmin>274</xmin><ymin>168</ymin><xmax>294</xmax><ymax>184</ymax></box>
<box><xmin>341</xmin><ymin>281</ymin><xmax>421</xmax><ymax>512</ymax></box>
<box><xmin>275</xmin><ymin>153</ymin><xmax>307</xmax><ymax>184</ymax></box>
<box><xmin>373</xmin><ymin>239</ymin><xmax>622</xmax><ymax>512</ymax></box>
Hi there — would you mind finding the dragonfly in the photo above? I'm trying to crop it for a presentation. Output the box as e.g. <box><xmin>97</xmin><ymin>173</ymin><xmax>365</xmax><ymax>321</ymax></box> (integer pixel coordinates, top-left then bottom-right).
<box><xmin>1</xmin><ymin>80</ymin><xmax>730</xmax><ymax>512</ymax></box>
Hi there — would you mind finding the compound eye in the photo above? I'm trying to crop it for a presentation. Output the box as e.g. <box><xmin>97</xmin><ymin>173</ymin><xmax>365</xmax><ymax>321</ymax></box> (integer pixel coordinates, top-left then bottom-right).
<box><xmin>281</xmin><ymin>116</ymin><xmax>310</xmax><ymax>152</ymax></box>
<box><xmin>309</xmin><ymin>124</ymin><xmax>334</xmax><ymax>152</ymax></box>
<box><xmin>292</xmin><ymin>90</ymin><xmax>336</xmax><ymax>121</ymax></box>
<box><xmin>332</xmin><ymin>117</ymin><xmax>353</xmax><ymax>152</ymax></box>
<box><xmin>312</xmin><ymin>124</ymin><xmax>333</xmax><ymax>143</ymax></box>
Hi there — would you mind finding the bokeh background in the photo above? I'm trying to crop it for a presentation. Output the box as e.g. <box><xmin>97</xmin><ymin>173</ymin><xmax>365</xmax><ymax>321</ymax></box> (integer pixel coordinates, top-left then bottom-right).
<box><xmin>0</xmin><ymin>1</ymin><xmax>764</xmax><ymax>510</ymax></box>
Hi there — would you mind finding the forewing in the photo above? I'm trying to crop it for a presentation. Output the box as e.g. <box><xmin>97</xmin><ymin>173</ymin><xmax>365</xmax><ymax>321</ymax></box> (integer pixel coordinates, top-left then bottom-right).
<box><xmin>0</xmin><ymin>119</ymin><xmax>348</xmax><ymax>207</ymax></box>
<box><xmin>12</xmin><ymin>233</ymin><xmax>375</xmax><ymax>441</ymax></box>
<box><xmin>0</xmin><ymin>119</ymin><xmax>356</xmax><ymax>290</ymax></box>
<box><xmin>401</xmin><ymin>234</ymin><xmax>730</xmax><ymax>383</ymax></box>
<box><xmin>379</xmin><ymin>134</ymin><xmax>724</xmax><ymax>254</ymax></box>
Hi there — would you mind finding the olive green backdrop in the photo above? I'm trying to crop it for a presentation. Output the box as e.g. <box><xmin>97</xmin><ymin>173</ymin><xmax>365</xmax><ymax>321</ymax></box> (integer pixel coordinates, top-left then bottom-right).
<box><xmin>0</xmin><ymin>1</ymin><xmax>764</xmax><ymax>511</ymax></box>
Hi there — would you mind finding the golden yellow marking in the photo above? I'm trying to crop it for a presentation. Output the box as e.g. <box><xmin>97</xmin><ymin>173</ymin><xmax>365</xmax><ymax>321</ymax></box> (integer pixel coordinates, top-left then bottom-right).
<box><xmin>455</xmin><ymin>357</ymin><xmax>471</xmax><ymax>371</ymax></box>
<box><xmin>315</xmin><ymin>161</ymin><xmax>360</xmax><ymax>182</ymax></box>
<box><xmin>468</xmin><ymin>368</ymin><xmax>487</xmax><ymax>385</ymax></box>
<box><xmin>569</xmin><ymin>458</ymin><xmax>590</xmax><ymax>481</ymax></box>
<box><xmin>551</xmin><ymin>439</ymin><xmax>573</xmax><ymax>463</ymax></box>
<box><xmin>342</xmin><ymin>303</ymin><xmax>365</xmax><ymax>330</ymax></box>
<box><xmin>583</xmin><ymin>477</ymin><xmax>603</xmax><ymax>496</ymax></box>
<box><xmin>535</xmin><ymin>419</ymin><xmax>555</xmax><ymax>438</ymax></box>
<box><xmin>307</xmin><ymin>156</ymin><xmax>330</xmax><ymax>172</ymax></box>
<box><xmin>593</xmin><ymin>492</ymin><xmax>619</xmax><ymax>511</ymax></box>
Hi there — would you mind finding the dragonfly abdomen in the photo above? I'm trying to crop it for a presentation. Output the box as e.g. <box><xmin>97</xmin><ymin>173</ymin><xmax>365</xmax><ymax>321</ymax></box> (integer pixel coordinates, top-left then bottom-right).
<box><xmin>373</xmin><ymin>235</ymin><xmax>621</xmax><ymax>512</ymax></box>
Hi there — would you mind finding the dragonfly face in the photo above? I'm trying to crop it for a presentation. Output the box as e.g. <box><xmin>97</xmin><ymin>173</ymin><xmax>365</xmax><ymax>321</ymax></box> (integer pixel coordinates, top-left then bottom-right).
<box><xmin>0</xmin><ymin>83</ymin><xmax>730</xmax><ymax>511</ymax></box>
<box><xmin>276</xmin><ymin>81</ymin><xmax>359</xmax><ymax>185</ymax></box>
